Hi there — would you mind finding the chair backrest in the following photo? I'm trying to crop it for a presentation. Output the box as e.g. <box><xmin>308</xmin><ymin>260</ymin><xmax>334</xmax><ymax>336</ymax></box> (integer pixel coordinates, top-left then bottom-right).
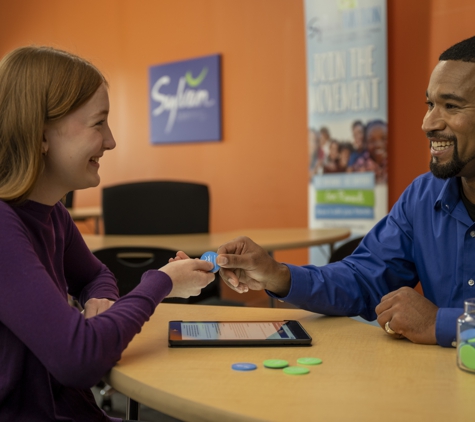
<box><xmin>328</xmin><ymin>236</ymin><xmax>364</xmax><ymax>263</ymax></box>
<box><xmin>102</xmin><ymin>181</ymin><xmax>209</xmax><ymax>235</ymax></box>
<box><xmin>93</xmin><ymin>246</ymin><xmax>222</xmax><ymax>303</ymax></box>
<box><xmin>93</xmin><ymin>246</ymin><xmax>178</xmax><ymax>297</ymax></box>
<box><xmin>62</xmin><ymin>191</ymin><xmax>74</xmax><ymax>208</ymax></box>
<box><xmin>100</xmin><ymin>181</ymin><xmax>224</xmax><ymax>304</ymax></box>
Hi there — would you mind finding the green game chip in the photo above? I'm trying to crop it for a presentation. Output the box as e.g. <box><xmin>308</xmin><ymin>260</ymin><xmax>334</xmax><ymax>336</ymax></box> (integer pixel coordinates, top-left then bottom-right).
<box><xmin>263</xmin><ymin>359</ymin><xmax>289</xmax><ymax>369</ymax></box>
<box><xmin>283</xmin><ymin>366</ymin><xmax>310</xmax><ymax>375</ymax></box>
<box><xmin>460</xmin><ymin>344</ymin><xmax>475</xmax><ymax>370</ymax></box>
<box><xmin>297</xmin><ymin>357</ymin><xmax>322</xmax><ymax>365</ymax></box>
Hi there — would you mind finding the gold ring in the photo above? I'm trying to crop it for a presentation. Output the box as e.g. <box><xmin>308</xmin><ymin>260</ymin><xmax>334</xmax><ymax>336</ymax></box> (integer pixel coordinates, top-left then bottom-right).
<box><xmin>385</xmin><ymin>321</ymin><xmax>396</xmax><ymax>335</ymax></box>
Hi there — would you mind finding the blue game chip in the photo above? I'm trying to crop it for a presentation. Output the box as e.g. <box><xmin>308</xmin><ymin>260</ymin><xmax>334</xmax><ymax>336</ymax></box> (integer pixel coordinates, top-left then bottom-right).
<box><xmin>231</xmin><ymin>363</ymin><xmax>257</xmax><ymax>371</ymax></box>
<box><xmin>460</xmin><ymin>328</ymin><xmax>475</xmax><ymax>343</ymax></box>
<box><xmin>200</xmin><ymin>251</ymin><xmax>220</xmax><ymax>273</ymax></box>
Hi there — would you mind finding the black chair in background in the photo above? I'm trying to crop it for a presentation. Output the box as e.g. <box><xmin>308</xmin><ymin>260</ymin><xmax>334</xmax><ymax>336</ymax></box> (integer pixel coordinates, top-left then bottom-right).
<box><xmin>101</xmin><ymin>180</ymin><xmax>240</xmax><ymax>306</ymax></box>
<box><xmin>92</xmin><ymin>246</ymin><xmax>182</xmax><ymax>297</ymax></box>
<box><xmin>62</xmin><ymin>191</ymin><xmax>74</xmax><ymax>208</ymax></box>
<box><xmin>92</xmin><ymin>245</ymin><xmax>224</xmax><ymax>304</ymax></box>
<box><xmin>63</xmin><ymin>191</ymin><xmax>98</xmax><ymax>232</ymax></box>
<box><xmin>328</xmin><ymin>236</ymin><xmax>364</xmax><ymax>263</ymax></box>
<box><xmin>102</xmin><ymin>180</ymin><xmax>209</xmax><ymax>235</ymax></box>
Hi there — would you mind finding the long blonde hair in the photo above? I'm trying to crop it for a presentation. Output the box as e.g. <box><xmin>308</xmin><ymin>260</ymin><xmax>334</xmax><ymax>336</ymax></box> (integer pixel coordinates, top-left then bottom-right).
<box><xmin>0</xmin><ymin>46</ymin><xmax>107</xmax><ymax>203</ymax></box>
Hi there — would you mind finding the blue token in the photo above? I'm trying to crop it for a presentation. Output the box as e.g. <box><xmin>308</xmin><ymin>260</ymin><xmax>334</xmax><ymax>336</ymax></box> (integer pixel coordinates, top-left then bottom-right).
<box><xmin>232</xmin><ymin>362</ymin><xmax>257</xmax><ymax>371</ymax></box>
<box><xmin>460</xmin><ymin>328</ymin><xmax>475</xmax><ymax>342</ymax></box>
<box><xmin>201</xmin><ymin>251</ymin><xmax>220</xmax><ymax>273</ymax></box>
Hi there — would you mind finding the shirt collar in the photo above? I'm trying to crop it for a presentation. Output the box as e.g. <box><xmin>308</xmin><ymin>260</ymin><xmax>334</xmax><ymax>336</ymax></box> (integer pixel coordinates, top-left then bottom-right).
<box><xmin>435</xmin><ymin>176</ymin><xmax>474</xmax><ymax>225</ymax></box>
<box><xmin>435</xmin><ymin>177</ymin><xmax>459</xmax><ymax>212</ymax></box>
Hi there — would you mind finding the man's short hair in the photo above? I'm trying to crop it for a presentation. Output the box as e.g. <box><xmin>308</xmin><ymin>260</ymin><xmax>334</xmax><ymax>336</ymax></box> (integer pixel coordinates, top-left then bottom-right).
<box><xmin>439</xmin><ymin>35</ymin><xmax>475</xmax><ymax>63</ymax></box>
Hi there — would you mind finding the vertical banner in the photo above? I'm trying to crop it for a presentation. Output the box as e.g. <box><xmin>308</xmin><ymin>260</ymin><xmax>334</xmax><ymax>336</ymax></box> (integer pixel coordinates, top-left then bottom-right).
<box><xmin>304</xmin><ymin>0</ymin><xmax>388</xmax><ymax>265</ymax></box>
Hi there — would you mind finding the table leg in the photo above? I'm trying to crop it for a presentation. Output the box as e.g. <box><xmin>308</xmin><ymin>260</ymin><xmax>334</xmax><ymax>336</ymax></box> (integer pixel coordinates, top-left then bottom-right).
<box><xmin>94</xmin><ymin>217</ymin><xmax>100</xmax><ymax>234</ymax></box>
<box><xmin>126</xmin><ymin>397</ymin><xmax>140</xmax><ymax>420</ymax></box>
<box><xmin>268</xmin><ymin>250</ymin><xmax>276</xmax><ymax>308</ymax></box>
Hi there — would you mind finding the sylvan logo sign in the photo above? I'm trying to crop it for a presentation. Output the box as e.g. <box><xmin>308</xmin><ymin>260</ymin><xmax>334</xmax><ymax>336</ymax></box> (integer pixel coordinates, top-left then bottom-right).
<box><xmin>149</xmin><ymin>54</ymin><xmax>221</xmax><ymax>144</ymax></box>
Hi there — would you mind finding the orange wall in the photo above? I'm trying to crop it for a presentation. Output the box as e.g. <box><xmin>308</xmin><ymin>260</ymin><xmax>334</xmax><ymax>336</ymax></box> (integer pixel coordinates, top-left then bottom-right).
<box><xmin>386</xmin><ymin>0</ymin><xmax>475</xmax><ymax>206</ymax></box>
<box><xmin>1</xmin><ymin>0</ymin><xmax>475</xmax><ymax>266</ymax></box>
<box><xmin>387</xmin><ymin>0</ymin><xmax>431</xmax><ymax>205</ymax></box>
<box><xmin>0</xmin><ymin>0</ymin><xmax>308</xmax><ymax>238</ymax></box>
<box><xmin>430</xmin><ymin>0</ymin><xmax>475</xmax><ymax>66</ymax></box>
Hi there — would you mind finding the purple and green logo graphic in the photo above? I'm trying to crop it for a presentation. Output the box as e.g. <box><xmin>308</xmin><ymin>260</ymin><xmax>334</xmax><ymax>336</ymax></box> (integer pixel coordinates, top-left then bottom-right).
<box><xmin>149</xmin><ymin>54</ymin><xmax>221</xmax><ymax>144</ymax></box>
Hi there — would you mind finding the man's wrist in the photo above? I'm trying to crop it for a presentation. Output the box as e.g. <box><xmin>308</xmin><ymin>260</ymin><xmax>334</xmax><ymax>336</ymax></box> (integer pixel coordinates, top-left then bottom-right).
<box><xmin>265</xmin><ymin>263</ymin><xmax>291</xmax><ymax>297</ymax></box>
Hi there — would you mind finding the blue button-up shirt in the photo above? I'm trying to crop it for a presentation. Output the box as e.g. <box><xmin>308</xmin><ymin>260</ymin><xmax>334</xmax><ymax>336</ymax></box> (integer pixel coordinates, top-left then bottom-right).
<box><xmin>280</xmin><ymin>173</ymin><xmax>475</xmax><ymax>347</ymax></box>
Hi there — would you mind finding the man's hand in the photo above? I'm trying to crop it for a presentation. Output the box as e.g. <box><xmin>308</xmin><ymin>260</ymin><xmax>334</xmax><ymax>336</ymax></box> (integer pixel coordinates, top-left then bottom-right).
<box><xmin>216</xmin><ymin>236</ymin><xmax>291</xmax><ymax>296</ymax></box>
<box><xmin>375</xmin><ymin>287</ymin><xmax>438</xmax><ymax>344</ymax></box>
<box><xmin>83</xmin><ymin>298</ymin><xmax>115</xmax><ymax>319</ymax></box>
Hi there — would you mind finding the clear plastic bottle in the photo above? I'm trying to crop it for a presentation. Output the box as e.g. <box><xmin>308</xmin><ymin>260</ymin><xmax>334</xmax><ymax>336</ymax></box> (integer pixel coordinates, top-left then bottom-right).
<box><xmin>457</xmin><ymin>298</ymin><xmax>475</xmax><ymax>373</ymax></box>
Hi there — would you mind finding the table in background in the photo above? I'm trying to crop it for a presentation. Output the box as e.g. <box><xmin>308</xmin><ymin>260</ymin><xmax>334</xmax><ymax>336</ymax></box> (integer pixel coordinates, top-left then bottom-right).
<box><xmin>81</xmin><ymin>227</ymin><xmax>351</xmax><ymax>256</ymax></box>
<box><xmin>83</xmin><ymin>227</ymin><xmax>350</xmax><ymax>308</ymax></box>
<box><xmin>105</xmin><ymin>304</ymin><xmax>474</xmax><ymax>422</ymax></box>
<box><xmin>68</xmin><ymin>206</ymin><xmax>102</xmax><ymax>234</ymax></box>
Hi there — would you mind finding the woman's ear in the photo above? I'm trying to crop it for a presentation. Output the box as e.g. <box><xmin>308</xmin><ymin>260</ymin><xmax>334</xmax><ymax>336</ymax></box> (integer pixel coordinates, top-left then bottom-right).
<box><xmin>42</xmin><ymin>130</ymin><xmax>49</xmax><ymax>156</ymax></box>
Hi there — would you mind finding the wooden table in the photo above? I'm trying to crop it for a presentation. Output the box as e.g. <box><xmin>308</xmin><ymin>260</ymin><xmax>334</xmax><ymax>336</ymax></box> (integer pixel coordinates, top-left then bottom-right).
<box><xmin>105</xmin><ymin>304</ymin><xmax>474</xmax><ymax>422</ymax></box>
<box><xmin>68</xmin><ymin>206</ymin><xmax>102</xmax><ymax>233</ymax></box>
<box><xmin>82</xmin><ymin>227</ymin><xmax>350</xmax><ymax>256</ymax></box>
<box><xmin>67</xmin><ymin>206</ymin><xmax>101</xmax><ymax>221</ymax></box>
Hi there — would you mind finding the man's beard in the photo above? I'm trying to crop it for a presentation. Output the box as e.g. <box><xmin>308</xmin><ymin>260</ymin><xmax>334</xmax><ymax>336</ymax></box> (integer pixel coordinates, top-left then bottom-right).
<box><xmin>430</xmin><ymin>141</ymin><xmax>475</xmax><ymax>179</ymax></box>
<box><xmin>427</xmin><ymin>132</ymin><xmax>475</xmax><ymax>179</ymax></box>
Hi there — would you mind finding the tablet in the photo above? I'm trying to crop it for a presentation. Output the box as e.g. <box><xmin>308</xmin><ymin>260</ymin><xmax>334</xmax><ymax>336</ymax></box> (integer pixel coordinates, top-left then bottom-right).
<box><xmin>168</xmin><ymin>320</ymin><xmax>312</xmax><ymax>347</ymax></box>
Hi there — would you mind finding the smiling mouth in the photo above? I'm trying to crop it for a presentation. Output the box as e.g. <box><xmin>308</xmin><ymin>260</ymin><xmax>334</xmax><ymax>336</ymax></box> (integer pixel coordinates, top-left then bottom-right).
<box><xmin>90</xmin><ymin>157</ymin><xmax>99</xmax><ymax>163</ymax></box>
<box><xmin>431</xmin><ymin>140</ymin><xmax>454</xmax><ymax>151</ymax></box>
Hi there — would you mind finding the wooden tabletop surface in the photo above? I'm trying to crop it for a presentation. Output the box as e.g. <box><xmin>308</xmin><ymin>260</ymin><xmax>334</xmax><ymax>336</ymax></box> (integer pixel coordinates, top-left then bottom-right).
<box><xmin>82</xmin><ymin>227</ymin><xmax>351</xmax><ymax>256</ymax></box>
<box><xmin>105</xmin><ymin>303</ymin><xmax>474</xmax><ymax>422</ymax></box>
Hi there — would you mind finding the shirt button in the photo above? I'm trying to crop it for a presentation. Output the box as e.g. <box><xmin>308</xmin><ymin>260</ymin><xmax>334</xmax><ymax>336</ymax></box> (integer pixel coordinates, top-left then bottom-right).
<box><xmin>469</xmin><ymin>279</ymin><xmax>475</xmax><ymax>287</ymax></box>
<box><xmin>445</xmin><ymin>204</ymin><xmax>449</xmax><ymax>209</ymax></box>
<box><xmin>471</xmin><ymin>231</ymin><xmax>475</xmax><ymax>238</ymax></box>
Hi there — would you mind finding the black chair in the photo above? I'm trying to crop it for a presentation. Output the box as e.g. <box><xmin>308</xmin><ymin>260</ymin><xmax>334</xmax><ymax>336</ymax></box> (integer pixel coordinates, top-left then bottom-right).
<box><xmin>102</xmin><ymin>180</ymin><xmax>209</xmax><ymax>235</ymax></box>
<box><xmin>93</xmin><ymin>245</ymin><xmax>229</xmax><ymax>304</ymax></box>
<box><xmin>328</xmin><ymin>236</ymin><xmax>364</xmax><ymax>263</ymax></box>
<box><xmin>92</xmin><ymin>246</ymin><xmax>181</xmax><ymax>297</ymax></box>
<box><xmin>101</xmin><ymin>180</ymin><xmax>240</xmax><ymax>306</ymax></box>
<box><xmin>62</xmin><ymin>191</ymin><xmax>74</xmax><ymax>208</ymax></box>
<box><xmin>63</xmin><ymin>190</ymin><xmax>100</xmax><ymax>233</ymax></box>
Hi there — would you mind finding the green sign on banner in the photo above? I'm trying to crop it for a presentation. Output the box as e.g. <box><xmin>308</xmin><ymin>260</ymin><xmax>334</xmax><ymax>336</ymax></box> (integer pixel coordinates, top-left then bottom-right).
<box><xmin>316</xmin><ymin>189</ymin><xmax>374</xmax><ymax>207</ymax></box>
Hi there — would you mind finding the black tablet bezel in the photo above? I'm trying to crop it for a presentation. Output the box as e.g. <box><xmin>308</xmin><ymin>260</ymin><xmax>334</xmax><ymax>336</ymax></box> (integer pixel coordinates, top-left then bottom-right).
<box><xmin>168</xmin><ymin>320</ymin><xmax>312</xmax><ymax>347</ymax></box>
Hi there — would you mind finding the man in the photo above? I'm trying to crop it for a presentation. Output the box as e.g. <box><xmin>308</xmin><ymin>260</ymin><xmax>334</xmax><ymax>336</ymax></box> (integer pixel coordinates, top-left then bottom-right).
<box><xmin>216</xmin><ymin>36</ymin><xmax>475</xmax><ymax>348</ymax></box>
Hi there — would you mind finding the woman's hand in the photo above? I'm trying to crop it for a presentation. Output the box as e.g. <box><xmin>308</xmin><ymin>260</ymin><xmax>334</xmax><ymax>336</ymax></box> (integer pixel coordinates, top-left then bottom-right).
<box><xmin>168</xmin><ymin>250</ymin><xmax>191</xmax><ymax>262</ymax></box>
<box><xmin>83</xmin><ymin>298</ymin><xmax>115</xmax><ymax>318</ymax></box>
<box><xmin>160</xmin><ymin>258</ymin><xmax>215</xmax><ymax>298</ymax></box>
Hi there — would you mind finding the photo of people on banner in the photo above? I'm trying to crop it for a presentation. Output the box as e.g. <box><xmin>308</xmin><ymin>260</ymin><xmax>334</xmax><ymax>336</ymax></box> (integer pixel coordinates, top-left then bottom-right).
<box><xmin>309</xmin><ymin>119</ymin><xmax>387</xmax><ymax>184</ymax></box>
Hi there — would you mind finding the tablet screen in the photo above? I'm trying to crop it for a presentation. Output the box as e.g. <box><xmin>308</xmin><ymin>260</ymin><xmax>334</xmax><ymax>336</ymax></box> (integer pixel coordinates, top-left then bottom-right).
<box><xmin>168</xmin><ymin>320</ymin><xmax>312</xmax><ymax>347</ymax></box>
<box><xmin>180</xmin><ymin>321</ymin><xmax>296</xmax><ymax>340</ymax></box>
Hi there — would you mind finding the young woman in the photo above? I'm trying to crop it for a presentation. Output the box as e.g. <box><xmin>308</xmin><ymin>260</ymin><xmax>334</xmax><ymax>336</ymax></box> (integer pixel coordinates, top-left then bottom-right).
<box><xmin>0</xmin><ymin>46</ymin><xmax>214</xmax><ymax>422</ymax></box>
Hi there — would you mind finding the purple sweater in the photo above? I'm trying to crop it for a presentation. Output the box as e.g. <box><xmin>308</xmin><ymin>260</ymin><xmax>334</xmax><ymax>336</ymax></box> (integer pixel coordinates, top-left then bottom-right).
<box><xmin>0</xmin><ymin>200</ymin><xmax>173</xmax><ymax>421</ymax></box>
